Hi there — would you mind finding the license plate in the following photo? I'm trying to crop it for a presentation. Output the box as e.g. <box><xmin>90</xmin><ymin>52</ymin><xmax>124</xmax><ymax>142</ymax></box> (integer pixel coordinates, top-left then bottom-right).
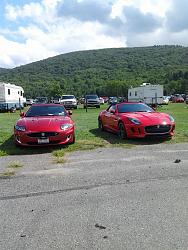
<box><xmin>38</xmin><ymin>138</ymin><xmax>49</xmax><ymax>144</ymax></box>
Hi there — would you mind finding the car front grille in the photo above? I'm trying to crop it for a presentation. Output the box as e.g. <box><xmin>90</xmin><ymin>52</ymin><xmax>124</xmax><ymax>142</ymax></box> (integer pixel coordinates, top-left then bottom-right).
<box><xmin>27</xmin><ymin>132</ymin><xmax>59</xmax><ymax>138</ymax></box>
<box><xmin>145</xmin><ymin>125</ymin><xmax>171</xmax><ymax>134</ymax></box>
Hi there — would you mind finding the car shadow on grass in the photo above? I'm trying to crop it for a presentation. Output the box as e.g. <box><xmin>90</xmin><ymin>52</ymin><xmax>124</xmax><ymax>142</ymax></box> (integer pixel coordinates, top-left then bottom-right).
<box><xmin>0</xmin><ymin>135</ymin><xmax>68</xmax><ymax>156</ymax></box>
<box><xmin>90</xmin><ymin>128</ymin><xmax>172</xmax><ymax>146</ymax></box>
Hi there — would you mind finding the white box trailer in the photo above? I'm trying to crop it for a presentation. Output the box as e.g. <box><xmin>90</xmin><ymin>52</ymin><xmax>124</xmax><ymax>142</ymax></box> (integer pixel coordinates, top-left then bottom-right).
<box><xmin>0</xmin><ymin>82</ymin><xmax>25</xmax><ymax>111</ymax></box>
<box><xmin>128</xmin><ymin>83</ymin><xmax>163</xmax><ymax>105</ymax></box>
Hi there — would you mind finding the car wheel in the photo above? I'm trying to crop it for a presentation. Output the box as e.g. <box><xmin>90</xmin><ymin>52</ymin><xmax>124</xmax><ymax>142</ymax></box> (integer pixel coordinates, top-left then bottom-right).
<box><xmin>98</xmin><ymin>118</ymin><xmax>104</xmax><ymax>131</ymax></box>
<box><xmin>69</xmin><ymin>133</ymin><xmax>75</xmax><ymax>144</ymax></box>
<box><xmin>118</xmin><ymin>122</ymin><xmax>127</xmax><ymax>139</ymax></box>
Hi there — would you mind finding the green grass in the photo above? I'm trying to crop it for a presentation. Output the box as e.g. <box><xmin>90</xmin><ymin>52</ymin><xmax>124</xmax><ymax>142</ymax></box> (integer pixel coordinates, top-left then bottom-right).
<box><xmin>0</xmin><ymin>103</ymin><xmax>188</xmax><ymax>158</ymax></box>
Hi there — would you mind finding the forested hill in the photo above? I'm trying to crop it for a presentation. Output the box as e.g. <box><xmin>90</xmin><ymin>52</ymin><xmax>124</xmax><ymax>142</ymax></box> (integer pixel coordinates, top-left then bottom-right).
<box><xmin>0</xmin><ymin>45</ymin><xmax>188</xmax><ymax>98</ymax></box>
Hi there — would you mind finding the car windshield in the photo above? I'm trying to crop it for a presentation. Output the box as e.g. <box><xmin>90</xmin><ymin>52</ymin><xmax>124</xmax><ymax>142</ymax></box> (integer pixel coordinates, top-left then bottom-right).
<box><xmin>118</xmin><ymin>103</ymin><xmax>154</xmax><ymax>113</ymax></box>
<box><xmin>25</xmin><ymin>105</ymin><xmax>66</xmax><ymax>117</ymax></box>
<box><xmin>61</xmin><ymin>96</ymin><xmax>75</xmax><ymax>99</ymax></box>
<box><xmin>86</xmin><ymin>95</ymin><xmax>98</xmax><ymax>99</ymax></box>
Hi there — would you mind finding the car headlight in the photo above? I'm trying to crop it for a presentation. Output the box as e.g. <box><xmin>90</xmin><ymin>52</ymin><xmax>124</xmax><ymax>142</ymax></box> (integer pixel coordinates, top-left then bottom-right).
<box><xmin>169</xmin><ymin>115</ymin><xmax>175</xmax><ymax>122</ymax></box>
<box><xmin>15</xmin><ymin>125</ymin><xmax>26</xmax><ymax>131</ymax></box>
<box><xmin>60</xmin><ymin>124</ymin><xmax>73</xmax><ymax>130</ymax></box>
<box><xmin>128</xmin><ymin>118</ymin><xmax>141</xmax><ymax>125</ymax></box>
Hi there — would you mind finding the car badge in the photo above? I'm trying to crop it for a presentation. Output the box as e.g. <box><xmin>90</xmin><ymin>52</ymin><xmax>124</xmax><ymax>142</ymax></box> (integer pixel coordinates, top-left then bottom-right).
<box><xmin>41</xmin><ymin>133</ymin><xmax>45</xmax><ymax>137</ymax></box>
<box><xmin>157</xmin><ymin>125</ymin><xmax>160</xmax><ymax>128</ymax></box>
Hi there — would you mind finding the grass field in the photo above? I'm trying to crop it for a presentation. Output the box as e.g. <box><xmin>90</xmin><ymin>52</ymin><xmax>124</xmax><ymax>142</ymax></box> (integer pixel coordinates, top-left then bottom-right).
<box><xmin>0</xmin><ymin>103</ymin><xmax>188</xmax><ymax>157</ymax></box>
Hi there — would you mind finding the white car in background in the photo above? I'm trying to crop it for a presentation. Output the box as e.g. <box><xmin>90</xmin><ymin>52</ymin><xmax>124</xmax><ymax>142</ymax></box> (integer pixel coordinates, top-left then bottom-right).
<box><xmin>99</xmin><ymin>97</ymin><xmax>105</xmax><ymax>104</ymax></box>
<box><xmin>60</xmin><ymin>95</ymin><xmax>77</xmax><ymax>109</ymax></box>
<box><xmin>162</xmin><ymin>96</ymin><xmax>170</xmax><ymax>105</ymax></box>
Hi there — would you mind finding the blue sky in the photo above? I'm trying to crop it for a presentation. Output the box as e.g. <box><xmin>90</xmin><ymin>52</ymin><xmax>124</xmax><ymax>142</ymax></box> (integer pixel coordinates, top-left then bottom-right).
<box><xmin>0</xmin><ymin>0</ymin><xmax>188</xmax><ymax>68</ymax></box>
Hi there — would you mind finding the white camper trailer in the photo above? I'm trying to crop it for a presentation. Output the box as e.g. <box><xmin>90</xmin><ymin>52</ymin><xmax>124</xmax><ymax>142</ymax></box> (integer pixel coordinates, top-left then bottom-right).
<box><xmin>0</xmin><ymin>82</ymin><xmax>25</xmax><ymax>111</ymax></box>
<box><xmin>128</xmin><ymin>83</ymin><xmax>163</xmax><ymax>105</ymax></box>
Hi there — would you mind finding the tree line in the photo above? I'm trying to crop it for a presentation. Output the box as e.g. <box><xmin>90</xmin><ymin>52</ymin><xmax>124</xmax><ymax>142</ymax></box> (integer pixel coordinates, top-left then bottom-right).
<box><xmin>0</xmin><ymin>45</ymin><xmax>188</xmax><ymax>98</ymax></box>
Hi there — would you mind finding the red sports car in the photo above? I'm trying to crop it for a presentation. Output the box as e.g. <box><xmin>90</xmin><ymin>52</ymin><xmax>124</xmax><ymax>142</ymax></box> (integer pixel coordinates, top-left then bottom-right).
<box><xmin>98</xmin><ymin>102</ymin><xmax>175</xmax><ymax>139</ymax></box>
<box><xmin>14</xmin><ymin>104</ymin><xmax>75</xmax><ymax>146</ymax></box>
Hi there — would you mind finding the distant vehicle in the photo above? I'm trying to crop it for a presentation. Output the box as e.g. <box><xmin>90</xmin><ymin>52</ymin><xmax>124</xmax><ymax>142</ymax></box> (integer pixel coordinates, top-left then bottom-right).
<box><xmin>84</xmin><ymin>94</ymin><xmax>100</xmax><ymax>108</ymax></box>
<box><xmin>99</xmin><ymin>97</ymin><xmax>105</xmax><ymax>104</ymax></box>
<box><xmin>108</xmin><ymin>97</ymin><xmax>118</xmax><ymax>104</ymax></box>
<box><xmin>98</xmin><ymin>102</ymin><xmax>175</xmax><ymax>139</ymax></box>
<box><xmin>60</xmin><ymin>95</ymin><xmax>77</xmax><ymax>109</ymax></box>
<box><xmin>14</xmin><ymin>104</ymin><xmax>75</xmax><ymax>146</ymax></box>
<box><xmin>185</xmin><ymin>96</ymin><xmax>188</xmax><ymax>104</ymax></box>
<box><xmin>162</xmin><ymin>96</ymin><xmax>170</xmax><ymax>105</ymax></box>
<box><xmin>26</xmin><ymin>98</ymin><xmax>34</xmax><ymax>105</ymax></box>
<box><xmin>171</xmin><ymin>94</ymin><xmax>184</xmax><ymax>103</ymax></box>
<box><xmin>0</xmin><ymin>82</ymin><xmax>25</xmax><ymax>112</ymax></box>
<box><xmin>128</xmin><ymin>83</ymin><xmax>163</xmax><ymax>106</ymax></box>
<box><xmin>35</xmin><ymin>96</ymin><xmax>48</xmax><ymax>104</ymax></box>
<box><xmin>51</xmin><ymin>96</ymin><xmax>61</xmax><ymax>104</ymax></box>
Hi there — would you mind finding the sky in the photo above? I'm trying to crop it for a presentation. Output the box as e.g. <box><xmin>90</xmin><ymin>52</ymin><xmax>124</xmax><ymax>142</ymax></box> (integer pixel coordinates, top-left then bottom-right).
<box><xmin>0</xmin><ymin>0</ymin><xmax>188</xmax><ymax>68</ymax></box>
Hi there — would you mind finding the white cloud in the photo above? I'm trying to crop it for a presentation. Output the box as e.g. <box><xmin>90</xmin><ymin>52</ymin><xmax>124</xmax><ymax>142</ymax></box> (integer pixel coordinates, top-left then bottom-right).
<box><xmin>0</xmin><ymin>0</ymin><xmax>188</xmax><ymax>68</ymax></box>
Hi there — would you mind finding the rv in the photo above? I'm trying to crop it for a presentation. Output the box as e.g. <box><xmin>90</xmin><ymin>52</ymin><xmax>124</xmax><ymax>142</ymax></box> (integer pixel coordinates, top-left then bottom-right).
<box><xmin>0</xmin><ymin>82</ymin><xmax>25</xmax><ymax>111</ymax></box>
<box><xmin>128</xmin><ymin>83</ymin><xmax>163</xmax><ymax>106</ymax></box>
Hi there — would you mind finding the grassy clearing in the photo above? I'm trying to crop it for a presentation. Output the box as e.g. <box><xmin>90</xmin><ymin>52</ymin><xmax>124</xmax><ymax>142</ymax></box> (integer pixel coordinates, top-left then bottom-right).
<box><xmin>0</xmin><ymin>103</ymin><xmax>188</xmax><ymax>158</ymax></box>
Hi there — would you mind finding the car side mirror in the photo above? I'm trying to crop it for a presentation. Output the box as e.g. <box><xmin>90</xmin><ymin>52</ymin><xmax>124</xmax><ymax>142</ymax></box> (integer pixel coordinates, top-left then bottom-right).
<box><xmin>110</xmin><ymin>110</ymin><xmax>115</xmax><ymax>114</ymax></box>
<box><xmin>68</xmin><ymin>110</ymin><xmax>72</xmax><ymax>115</ymax></box>
<box><xmin>20</xmin><ymin>112</ymin><xmax>25</xmax><ymax>118</ymax></box>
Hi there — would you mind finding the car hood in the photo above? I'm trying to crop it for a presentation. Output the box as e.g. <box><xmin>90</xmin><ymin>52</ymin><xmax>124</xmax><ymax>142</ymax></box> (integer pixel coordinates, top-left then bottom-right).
<box><xmin>17</xmin><ymin>116</ymin><xmax>73</xmax><ymax>131</ymax></box>
<box><xmin>121</xmin><ymin>112</ymin><xmax>172</xmax><ymax>125</ymax></box>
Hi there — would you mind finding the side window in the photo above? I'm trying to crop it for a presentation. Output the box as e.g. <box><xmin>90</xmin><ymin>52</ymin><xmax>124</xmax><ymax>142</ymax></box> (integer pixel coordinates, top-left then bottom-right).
<box><xmin>129</xmin><ymin>92</ymin><xmax>131</xmax><ymax>96</ymax></box>
<box><xmin>21</xmin><ymin>91</ymin><xmax>23</xmax><ymax>96</ymax></box>
<box><xmin>8</xmin><ymin>89</ymin><xmax>10</xmax><ymax>95</ymax></box>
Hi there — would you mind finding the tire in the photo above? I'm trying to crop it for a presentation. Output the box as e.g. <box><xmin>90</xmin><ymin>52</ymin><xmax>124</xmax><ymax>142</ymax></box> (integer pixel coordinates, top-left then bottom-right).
<box><xmin>69</xmin><ymin>133</ymin><xmax>75</xmax><ymax>144</ymax></box>
<box><xmin>98</xmin><ymin>118</ymin><xmax>104</xmax><ymax>131</ymax></box>
<box><xmin>118</xmin><ymin>122</ymin><xmax>127</xmax><ymax>139</ymax></box>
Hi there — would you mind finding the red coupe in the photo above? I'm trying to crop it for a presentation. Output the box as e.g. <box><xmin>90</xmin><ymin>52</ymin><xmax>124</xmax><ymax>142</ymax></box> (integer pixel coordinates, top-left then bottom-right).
<box><xmin>14</xmin><ymin>104</ymin><xmax>75</xmax><ymax>146</ymax></box>
<box><xmin>98</xmin><ymin>102</ymin><xmax>175</xmax><ymax>139</ymax></box>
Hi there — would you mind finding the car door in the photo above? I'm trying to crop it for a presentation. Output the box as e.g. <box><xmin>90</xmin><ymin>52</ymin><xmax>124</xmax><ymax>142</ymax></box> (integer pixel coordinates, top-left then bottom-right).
<box><xmin>106</xmin><ymin>105</ymin><xmax>118</xmax><ymax>131</ymax></box>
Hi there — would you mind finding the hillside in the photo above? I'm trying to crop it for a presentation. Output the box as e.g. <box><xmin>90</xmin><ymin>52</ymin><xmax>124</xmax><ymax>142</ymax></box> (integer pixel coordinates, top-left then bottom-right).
<box><xmin>0</xmin><ymin>45</ymin><xmax>188</xmax><ymax>98</ymax></box>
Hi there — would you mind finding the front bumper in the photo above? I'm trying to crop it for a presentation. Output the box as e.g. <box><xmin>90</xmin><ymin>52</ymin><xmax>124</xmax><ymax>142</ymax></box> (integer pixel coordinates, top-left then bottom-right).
<box><xmin>14</xmin><ymin>129</ymin><xmax>74</xmax><ymax>146</ymax></box>
<box><xmin>126</xmin><ymin>123</ymin><xmax>175</xmax><ymax>138</ymax></box>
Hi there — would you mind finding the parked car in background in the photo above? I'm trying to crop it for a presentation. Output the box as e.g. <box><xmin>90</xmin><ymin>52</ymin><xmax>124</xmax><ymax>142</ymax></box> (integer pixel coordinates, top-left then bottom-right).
<box><xmin>35</xmin><ymin>96</ymin><xmax>48</xmax><ymax>104</ymax></box>
<box><xmin>171</xmin><ymin>94</ymin><xmax>184</xmax><ymax>103</ymax></box>
<box><xmin>98</xmin><ymin>102</ymin><xmax>175</xmax><ymax>139</ymax></box>
<box><xmin>26</xmin><ymin>98</ymin><xmax>34</xmax><ymax>105</ymax></box>
<box><xmin>108</xmin><ymin>97</ymin><xmax>118</xmax><ymax>104</ymax></box>
<box><xmin>185</xmin><ymin>96</ymin><xmax>188</xmax><ymax>104</ymax></box>
<box><xmin>14</xmin><ymin>103</ymin><xmax>75</xmax><ymax>146</ymax></box>
<box><xmin>84</xmin><ymin>94</ymin><xmax>100</xmax><ymax>108</ymax></box>
<box><xmin>51</xmin><ymin>96</ymin><xmax>61</xmax><ymax>104</ymax></box>
<box><xmin>162</xmin><ymin>96</ymin><xmax>170</xmax><ymax>105</ymax></box>
<box><xmin>99</xmin><ymin>97</ymin><xmax>105</xmax><ymax>104</ymax></box>
<box><xmin>60</xmin><ymin>95</ymin><xmax>77</xmax><ymax>109</ymax></box>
